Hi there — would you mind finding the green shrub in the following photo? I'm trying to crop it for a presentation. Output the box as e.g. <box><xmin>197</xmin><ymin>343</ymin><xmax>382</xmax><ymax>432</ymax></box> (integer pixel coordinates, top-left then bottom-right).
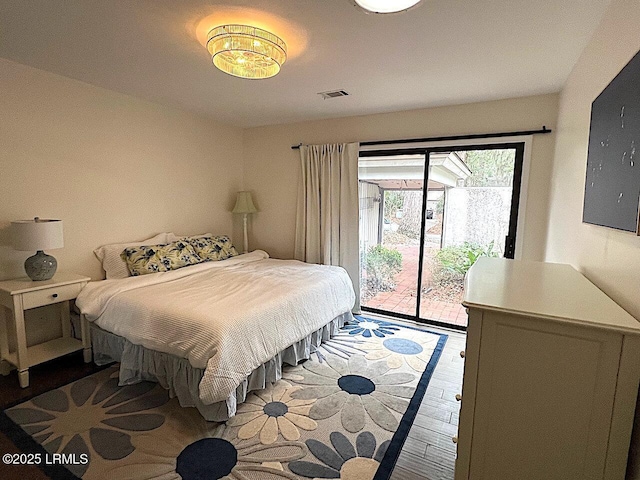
<box><xmin>432</xmin><ymin>241</ymin><xmax>498</xmax><ymax>286</ymax></box>
<box><xmin>364</xmin><ymin>244</ymin><xmax>402</xmax><ymax>293</ymax></box>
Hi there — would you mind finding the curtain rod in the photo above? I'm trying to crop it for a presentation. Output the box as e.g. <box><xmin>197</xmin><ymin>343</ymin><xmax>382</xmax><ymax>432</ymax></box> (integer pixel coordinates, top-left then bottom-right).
<box><xmin>290</xmin><ymin>126</ymin><xmax>552</xmax><ymax>150</ymax></box>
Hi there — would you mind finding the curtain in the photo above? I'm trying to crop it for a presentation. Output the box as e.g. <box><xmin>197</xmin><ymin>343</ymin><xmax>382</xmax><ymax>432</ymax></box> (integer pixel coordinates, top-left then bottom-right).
<box><xmin>294</xmin><ymin>143</ymin><xmax>361</xmax><ymax>312</ymax></box>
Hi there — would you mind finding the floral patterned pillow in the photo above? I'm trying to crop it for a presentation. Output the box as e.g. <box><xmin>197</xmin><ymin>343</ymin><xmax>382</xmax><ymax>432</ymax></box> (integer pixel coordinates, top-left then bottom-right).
<box><xmin>184</xmin><ymin>235</ymin><xmax>239</xmax><ymax>261</ymax></box>
<box><xmin>121</xmin><ymin>240</ymin><xmax>203</xmax><ymax>276</ymax></box>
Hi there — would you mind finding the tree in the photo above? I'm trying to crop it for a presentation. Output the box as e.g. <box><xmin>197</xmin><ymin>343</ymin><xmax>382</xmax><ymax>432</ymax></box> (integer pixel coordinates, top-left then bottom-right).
<box><xmin>398</xmin><ymin>191</ymin><xmax>422</xmax><ymax>239</ymax></box>
<box><xmin>463</xmin><ymin>149</ymin><xmax>515</xmax><ymax>187</ymax></box>
<box><xmin>383</xmin><ymin>191</ymin><xmax>403</xmax><ymax>220</ymax></box>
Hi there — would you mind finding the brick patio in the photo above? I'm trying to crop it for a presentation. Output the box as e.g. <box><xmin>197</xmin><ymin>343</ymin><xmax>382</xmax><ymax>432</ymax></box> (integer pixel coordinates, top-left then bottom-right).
<box><xmin>363</xmin><ymin>244</ymin><xmax>468</xmax><ymax>327</ymax></box>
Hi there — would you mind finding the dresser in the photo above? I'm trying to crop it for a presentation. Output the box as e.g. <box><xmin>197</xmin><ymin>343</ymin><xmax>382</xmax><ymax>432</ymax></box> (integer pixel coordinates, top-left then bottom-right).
<box><xmin>456</xmin><ymin>258</ymin><xmax>640</xmax><ymax>480</ymax></box>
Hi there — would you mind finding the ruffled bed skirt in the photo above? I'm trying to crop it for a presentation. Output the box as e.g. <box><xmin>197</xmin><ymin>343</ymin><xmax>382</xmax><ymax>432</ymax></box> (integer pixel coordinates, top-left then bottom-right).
<box><xmin>90</xmin><ymin>311</ymin><xmax>351</xmax><ymax>421</ymax></box>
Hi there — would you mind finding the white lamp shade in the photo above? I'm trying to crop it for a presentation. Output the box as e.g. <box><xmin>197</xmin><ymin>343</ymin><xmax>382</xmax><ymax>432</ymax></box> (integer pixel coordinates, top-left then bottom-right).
<box><xmin>11</xmin><ymin>219</ymin><xmax>64</xmax><ymax>251</ymax></box>
<box><xmin>354</xmin><ymin>0</ymin><xmax>421</xmax><ymax>13</ymax></box>
<box><xmin>232</xmin><ymin>192</ymin><xmax>258</xmax><ymax>214</ymax></box>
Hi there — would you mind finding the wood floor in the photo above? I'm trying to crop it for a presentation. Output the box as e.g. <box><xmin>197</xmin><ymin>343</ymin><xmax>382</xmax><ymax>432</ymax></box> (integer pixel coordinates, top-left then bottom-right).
<box><xmin>386</xmin><ymin>318</ymin><xmax>466</xmax><ymax>480</ymax></box>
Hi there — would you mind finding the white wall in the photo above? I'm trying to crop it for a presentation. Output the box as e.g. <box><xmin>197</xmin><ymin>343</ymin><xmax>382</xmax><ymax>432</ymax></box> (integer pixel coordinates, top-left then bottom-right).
<box><xmin>0</xmin><ymin>58</ymin><xmax>244</xmax><ymax>346</ymax></box>
<box><xmin>545</xmin><ymin>0</ymin><xmax>640</xmax><ymax>321</ymax></box>
<box><xmin>0</xmin><ymin>58</ymin><xmax>244</xmax><ymax>281</ymax></box>
<box><xmin>543</xmin><ymin>1</ymin><xmax>640</xmax><ymax>476</ymax></box>
<box><xmin>243</xmin><ymin>94</ymin><xmax>559</xmax><ymax>262</ymax></box>
<box><xmin>0</xmin><ymin>61</ymin><xmax>559</xmax><ymax>283</ymax></box>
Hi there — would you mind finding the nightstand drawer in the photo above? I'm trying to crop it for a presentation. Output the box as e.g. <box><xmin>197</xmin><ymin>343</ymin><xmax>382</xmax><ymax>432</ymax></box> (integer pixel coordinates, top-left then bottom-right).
<box><xmin>21</xmin><ymin>283</ymin><xmax>84</xmax><ymax>310</ymax></box>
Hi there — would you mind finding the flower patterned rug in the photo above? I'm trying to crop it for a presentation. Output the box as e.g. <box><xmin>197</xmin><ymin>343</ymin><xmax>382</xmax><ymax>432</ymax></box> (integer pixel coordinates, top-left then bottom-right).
<box><xmin>1</xmin><ymin>317</ymin><xmax>447</xmax><ymax>480</ymax></box>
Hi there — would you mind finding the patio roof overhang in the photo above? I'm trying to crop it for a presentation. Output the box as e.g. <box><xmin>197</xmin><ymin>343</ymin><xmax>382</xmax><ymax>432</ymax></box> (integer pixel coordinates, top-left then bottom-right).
<box><xmin>359</xmin><ymin>152</ymin><xmax>471</xmax><ymax>188</ymax></box>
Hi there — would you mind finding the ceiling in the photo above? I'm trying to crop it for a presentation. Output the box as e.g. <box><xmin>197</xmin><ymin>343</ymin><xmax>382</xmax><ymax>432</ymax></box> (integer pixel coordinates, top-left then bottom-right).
<box><xmin>0</xmin><ymin>0</ymin><xmax>611</xmax><ymax>128</ymax></box>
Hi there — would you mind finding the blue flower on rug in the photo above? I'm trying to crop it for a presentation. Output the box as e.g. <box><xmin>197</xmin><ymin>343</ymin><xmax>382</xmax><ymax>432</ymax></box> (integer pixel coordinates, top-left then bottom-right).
<box><xmin>286</xmin><ymin>354</ymin><xmax>415</xmax><ymax>433</ymax></box>
<box><xmin>176</xmin><ymin>437</ymin><xmax>306</xmax><ymax>479</ymax></box>
<box><xmin>343</xmin><ymin>317</ymin><xmax>401</xmax><ymax>338</ymax></box>
<box><xmin>312</xmin><ymin>318</ymin><xmax>404</xmax><ymax>364</ymax></box>
<box><xmin>5</xmin><ymin>368</ymin><xmax>169</xmax><ymax>477</ymax></box>
<box><xmin>289</xmin><ymin>431</ymin><xmax>389</xmax><ymax>479</ymax></box>
<box><xmin>364</xmin><ymin>334</ymin><xmax>438</xmax><ymax>371</ymax></box>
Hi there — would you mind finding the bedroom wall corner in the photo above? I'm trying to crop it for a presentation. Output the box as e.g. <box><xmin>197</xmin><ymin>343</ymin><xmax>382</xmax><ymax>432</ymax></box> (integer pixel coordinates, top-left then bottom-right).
<box><xmin>542</xmin><ymin>1</ymin><xmax>640</xmax><ymax>477</ymax></box>
<box><xmin>0</xmin><ymin>57</ymin><xmax>244</xmax><ymax>282</ymax></box>
<box><xmin>544</xmin><ymin>0</ymin><xmax>640</xmax><ymax>322</ymax></box>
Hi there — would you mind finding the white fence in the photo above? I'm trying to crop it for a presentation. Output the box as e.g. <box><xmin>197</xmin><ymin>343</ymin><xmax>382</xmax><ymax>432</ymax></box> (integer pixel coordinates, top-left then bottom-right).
<box><xmin>359</xmin><ymin>182</ymin><xmax>381</xmax><ymax>253</ymax></box>
<box><xmin>442</xmin><ymin>187</ymin><xmax>512</xmax><ymax>255</ymax></box>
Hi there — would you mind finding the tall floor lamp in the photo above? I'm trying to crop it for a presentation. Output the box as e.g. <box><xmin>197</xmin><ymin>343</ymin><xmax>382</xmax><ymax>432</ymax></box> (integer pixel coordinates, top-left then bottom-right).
<box><xmin>232</xmin><ymin>191</ymin><xmax>258</xmax><ymax>254</ymax></box>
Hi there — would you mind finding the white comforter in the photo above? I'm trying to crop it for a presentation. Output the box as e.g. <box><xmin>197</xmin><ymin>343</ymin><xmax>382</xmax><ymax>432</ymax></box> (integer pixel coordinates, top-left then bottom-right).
<box><xmin>76</xmin><ymin>250</ymin><xmax>355</xmax><ymax>404</ymax></box>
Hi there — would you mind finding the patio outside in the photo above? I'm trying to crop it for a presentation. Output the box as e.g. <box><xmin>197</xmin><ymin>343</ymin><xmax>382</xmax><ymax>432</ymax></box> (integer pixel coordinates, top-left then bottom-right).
<box><xmin>364</xmin><ymin>243</ymin><xmax>469</xmax><ymax>326</ymax></box>
<box><xmin>360</xmin><ymin>149</ymin><xmax>516</xmax><ymax>328</ymax></box>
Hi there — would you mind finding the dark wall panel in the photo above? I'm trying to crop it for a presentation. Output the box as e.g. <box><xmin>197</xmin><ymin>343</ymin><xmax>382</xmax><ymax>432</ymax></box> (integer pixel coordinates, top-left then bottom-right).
<box><xmin>584</xmin><ymin>49</ymin><xmax>640</xmax><ymax>233</ymax></box>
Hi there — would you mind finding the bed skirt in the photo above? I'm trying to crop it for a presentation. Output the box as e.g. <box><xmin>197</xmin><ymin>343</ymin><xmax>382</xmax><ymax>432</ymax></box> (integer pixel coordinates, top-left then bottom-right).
<box><xmin>90</xmin><ymin>311</ymin><xmax>352</xmax><ymax>421</ymax></box>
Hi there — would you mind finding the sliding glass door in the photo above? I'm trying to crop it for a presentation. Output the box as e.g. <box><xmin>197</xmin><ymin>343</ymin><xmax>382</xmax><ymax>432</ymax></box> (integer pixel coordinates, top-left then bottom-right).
<box><xmin>358</xmin><ymin>143</ymin><xmax>524</xmax><ymax>330</ymax></box>
<box><xmin>359</xmin><ymin>155</ymin><xmax>425</xmax><ymax>317</ymax></box>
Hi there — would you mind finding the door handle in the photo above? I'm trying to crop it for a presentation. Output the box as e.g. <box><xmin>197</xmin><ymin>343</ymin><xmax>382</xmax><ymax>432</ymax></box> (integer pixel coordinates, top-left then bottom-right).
<box><xmin>505</xmin><ymin>235</ymin><xmax>515</xmax><ymax>258</ymax></box>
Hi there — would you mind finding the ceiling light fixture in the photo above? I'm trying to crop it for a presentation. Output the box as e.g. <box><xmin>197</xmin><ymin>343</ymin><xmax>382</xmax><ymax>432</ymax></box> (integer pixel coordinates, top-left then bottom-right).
<box><xmin>352</xmin><ymin>0</ymin><xmax>422</xmax><ymax>14</ymax></box>
<box><xmin>207</xmin><ymin>24</ymin><xmax>287</xmax><ymax>79</ymax></box>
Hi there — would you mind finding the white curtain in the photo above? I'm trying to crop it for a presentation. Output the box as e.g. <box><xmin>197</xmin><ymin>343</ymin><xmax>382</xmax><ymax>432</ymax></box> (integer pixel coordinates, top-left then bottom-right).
<box><xmin>294</xmin><ymin>143</ymin><xmax>361</xmax><ymax>312</ymax></box>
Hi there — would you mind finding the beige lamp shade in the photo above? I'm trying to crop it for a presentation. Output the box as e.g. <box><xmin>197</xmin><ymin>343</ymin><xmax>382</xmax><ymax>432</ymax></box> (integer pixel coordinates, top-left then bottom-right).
<box><xmin>11</xmin><ymin>218</ymin><xmax>64</xmax><ymax>251</ymax></box>
<box><xmin>232</xmin><ymin>192</ymin><xmax>258</xmax><ymax>214</ymax></box>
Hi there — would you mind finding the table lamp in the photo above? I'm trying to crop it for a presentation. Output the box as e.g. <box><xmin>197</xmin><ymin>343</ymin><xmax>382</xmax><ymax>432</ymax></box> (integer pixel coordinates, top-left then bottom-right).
<box><xmin>232</xmin><ymin>192</ymin><xmax>258</xmax><ymax>254</ymax></box>
<box><xmin>11</xmin><ymin>217</ymin><xmax>64</xmax><ymax>281</ymax></box>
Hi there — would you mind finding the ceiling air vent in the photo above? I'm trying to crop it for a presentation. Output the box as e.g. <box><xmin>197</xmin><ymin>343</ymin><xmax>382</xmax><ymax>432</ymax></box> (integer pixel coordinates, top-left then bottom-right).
<box><xmin>318</xmin><ymin>90</ymin><xmax>350</xmax><ymax>99</ymax></box>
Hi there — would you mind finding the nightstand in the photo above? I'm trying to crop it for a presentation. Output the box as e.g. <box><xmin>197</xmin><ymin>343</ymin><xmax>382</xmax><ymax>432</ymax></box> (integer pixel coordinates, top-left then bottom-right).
<box><xmin>0</xmin><ymin>273</ymin><xmax>91</xmax><ymax>388</ymax></box>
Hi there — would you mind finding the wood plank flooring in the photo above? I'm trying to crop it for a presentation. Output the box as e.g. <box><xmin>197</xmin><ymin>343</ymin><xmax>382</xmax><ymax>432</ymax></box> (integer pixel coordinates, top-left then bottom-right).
<box><xmin>384</xmin><ymin>318</ymin><xmax>466</xmax><ymax>480</ymax></box>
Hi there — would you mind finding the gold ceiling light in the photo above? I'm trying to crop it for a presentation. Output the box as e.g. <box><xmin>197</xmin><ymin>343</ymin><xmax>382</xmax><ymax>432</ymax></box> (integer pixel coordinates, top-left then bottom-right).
<box><xmin>206</xmin><ymin>24</ymin><xmax>287</xmax><ymax>79</ymax></box>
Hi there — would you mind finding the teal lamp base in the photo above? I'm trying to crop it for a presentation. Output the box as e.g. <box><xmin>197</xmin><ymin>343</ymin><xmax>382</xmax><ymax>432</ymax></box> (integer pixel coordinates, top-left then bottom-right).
<box><xmin>25</xmin><ymin>250</ymin><xmax>57</xmax><ymax>281</ymax></box>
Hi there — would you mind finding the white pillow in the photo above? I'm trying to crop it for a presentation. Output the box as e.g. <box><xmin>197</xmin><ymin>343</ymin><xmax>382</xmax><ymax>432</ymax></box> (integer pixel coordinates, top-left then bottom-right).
<box><xmin>94</xmin><ymin>232</ymin><xmax>172</xmax><ymax>279</ymax></box>
<box><xmin>170</xmin><ymin>232</ymin><xmax>212</xmax><ymax>241</ymax></box>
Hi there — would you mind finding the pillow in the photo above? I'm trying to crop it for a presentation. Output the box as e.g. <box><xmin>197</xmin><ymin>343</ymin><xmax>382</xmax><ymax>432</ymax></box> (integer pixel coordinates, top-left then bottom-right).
<box><xmin>94</xmin><ymin>232</ymin><xmax>172</xmax><ymax>279</ymax></box>
<box><xmin>169</xmin><ymin>232</ymin><xmax>212</xmax><ymax>242</ymax></box>
<box><xmin>121</xmin><ymin>240</ymin><xmax>203</xmax><ymax>276</ymax></box>
<box><xmin>185</xmin><ymin>235</ymin><xmax>240</xmax><ymax>261</ymax></box>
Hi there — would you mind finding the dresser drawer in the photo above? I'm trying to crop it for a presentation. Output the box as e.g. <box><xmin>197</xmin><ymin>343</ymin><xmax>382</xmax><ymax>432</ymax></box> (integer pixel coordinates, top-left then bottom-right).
<box><xmin>21</xmin><ymin>283</ymin><xmax>84</xmax><ymax>310</ymax></box>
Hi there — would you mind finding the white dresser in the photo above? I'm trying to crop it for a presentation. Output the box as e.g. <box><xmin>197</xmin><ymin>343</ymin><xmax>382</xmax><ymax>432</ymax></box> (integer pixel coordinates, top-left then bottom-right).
<box><xmin>456</xmin><ymin>258</ymin><xmax>640</xmax><ymax>480</ymax></box>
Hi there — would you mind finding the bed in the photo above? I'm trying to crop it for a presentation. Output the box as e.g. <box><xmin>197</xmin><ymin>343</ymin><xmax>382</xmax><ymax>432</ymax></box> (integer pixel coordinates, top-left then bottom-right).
<box><xmin>76</xmin><ymin>250</ymin><xmax>355</xmax><ymax>421</ymax></box>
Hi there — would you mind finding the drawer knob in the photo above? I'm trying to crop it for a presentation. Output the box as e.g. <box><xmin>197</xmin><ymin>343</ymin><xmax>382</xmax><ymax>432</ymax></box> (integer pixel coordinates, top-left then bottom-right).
<box><xmin>52</xmin><ymin>293</ymin><xmax>58</xmax><ymax>298</ymax></box>
<box><xmin>452</xmin><ymin>436</ymin><xmax>458</xmax><ymax>444</ymax></box>
<box><xmin>460</xmin><ymin>350</ymin><xmax>465</xmax><ymax>359</ymax></box>
<box><xmin>455</xmin><ymin>394</ymin><xmax>462</xmax><ymax>402</ymax></box>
